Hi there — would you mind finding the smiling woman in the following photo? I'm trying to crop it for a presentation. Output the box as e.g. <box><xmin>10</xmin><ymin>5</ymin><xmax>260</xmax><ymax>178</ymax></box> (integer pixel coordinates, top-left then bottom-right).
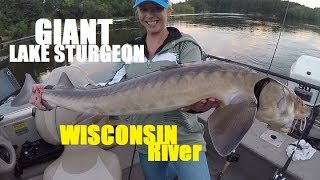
<box><xmin>135</xmin><ymin>2</ymin><xmax>172</xmax><ymax>59</ymax></box>
<box><xmin>114</xmin><ymin>0</ymin><xmax>216</xmax><ymax>179</ymax></box>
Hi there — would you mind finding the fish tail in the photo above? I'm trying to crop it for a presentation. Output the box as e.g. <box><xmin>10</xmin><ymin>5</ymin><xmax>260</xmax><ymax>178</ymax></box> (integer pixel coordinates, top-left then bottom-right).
<box><xmin>11</xmin><ymin>74</ymin><xmax>36</xmax><ymax>107</ymax></box>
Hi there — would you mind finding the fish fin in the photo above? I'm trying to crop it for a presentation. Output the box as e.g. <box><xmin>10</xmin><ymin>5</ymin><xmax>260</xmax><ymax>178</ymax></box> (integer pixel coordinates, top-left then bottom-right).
<box><xmin>11</xmin><ymin>74</ymin><xmax>36</xmax><ymax>107</ymax></box>
<box><xmin>74</xmin><ymin>107</ymin><xmax>108</xmax><ymax>124</ymax></box>
<box><xmin>41</xmin><ymin>100</ymin><xmax>55</xmax><ymax>110</ymax></box>
<box><xmin>74</xmin><ymin>112</ymin><xmax>108</xmax><ymax>125</ymax></box>
<box><xmin>160</xmin><ymin>64</ymin><xmax>184</xmax><ymax>71</ymax></box>
<box><xmin>56</xmin><ymin>72</ymin><xmax>75</xmax><ymax>89</ymax></box>
<box><xmin>207</xmin><ymin>94</ymin><xmax>257</xmax><ymax>156</ymax></box>
<box><xmin>44</xmin><ymin>85</ymin><xmax>54</xmax><ymax>89</ymax></box>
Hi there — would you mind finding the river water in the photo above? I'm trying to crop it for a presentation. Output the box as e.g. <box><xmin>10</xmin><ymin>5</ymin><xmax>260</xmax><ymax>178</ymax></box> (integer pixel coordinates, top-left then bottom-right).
<box><xmin>1</xmin><ymin>14</ymin><xmax>320</xmax><ymax>84</ymax></box>
<box><xmin>166</xmin><ymin>14</ymin><xmax>320</xmax><ymax>75</ymax></box>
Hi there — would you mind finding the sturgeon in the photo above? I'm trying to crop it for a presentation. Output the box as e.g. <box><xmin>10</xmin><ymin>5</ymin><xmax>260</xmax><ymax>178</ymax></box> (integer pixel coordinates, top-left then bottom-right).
<box><xmin>11</xmin><ymin>60</ymin><xmax>310</xmax><ymax>156</ymax></box>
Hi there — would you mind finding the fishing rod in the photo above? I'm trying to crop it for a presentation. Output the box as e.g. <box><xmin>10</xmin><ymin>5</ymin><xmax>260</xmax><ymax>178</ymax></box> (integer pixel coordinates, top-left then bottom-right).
<box><xmin>206</xmin><ymin>54</ymin><xmax>320</xmax><ymax>92</ymax></box>
<box><xmin>267</xmin><ymin>0</ymin><xmax>291</xmax><ymax>73</ymax></box>
<box><xmin>216</xmin><ymin>150</ymin><xmax>240</xmax><ymax>180</ymax></box>
<box><xmin>127</xmin><ymin>144</ymin><xmax>137</xmax><ymax>180</ymax></box>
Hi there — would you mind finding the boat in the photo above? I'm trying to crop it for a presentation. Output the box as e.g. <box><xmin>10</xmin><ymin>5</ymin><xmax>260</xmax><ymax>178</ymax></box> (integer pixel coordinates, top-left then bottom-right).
<box><xmin>0</xmin><ymin>56</ymin><xmax>320</xmax><ymax>180</ymax></box>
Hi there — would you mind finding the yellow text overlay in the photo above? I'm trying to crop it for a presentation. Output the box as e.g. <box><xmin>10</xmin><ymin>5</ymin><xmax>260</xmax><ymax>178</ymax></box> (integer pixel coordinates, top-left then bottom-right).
<box><xmin>148</xmin><ymin>144</ymin><xmax>202</xmax><ymax>161</ymax></box>
<box><xmin>59</xmin><ymin>124</ymin><xmax>202</xmax><ymax>161</ymax></box>
<box><xmin>59</xmin><ymin>124</ymin><xmax>177</xmax><ymax>145</ymax></box>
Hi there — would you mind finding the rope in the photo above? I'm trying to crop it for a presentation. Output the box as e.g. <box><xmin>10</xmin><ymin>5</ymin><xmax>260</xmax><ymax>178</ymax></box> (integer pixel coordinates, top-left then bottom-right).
<box><xmin>291</xmin><ymin>118</ymin><xmax>307</xmax><ymax>133</ymax></box>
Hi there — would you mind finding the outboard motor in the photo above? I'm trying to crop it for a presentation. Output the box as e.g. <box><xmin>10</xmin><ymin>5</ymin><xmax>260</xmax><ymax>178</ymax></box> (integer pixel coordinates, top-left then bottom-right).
<box><xmin>288</xmin><ymin>55</ymin><xmax>320</xmax><ymax>107</ymax></box>
<box><xmin>288</xmin><ymin>55</ymin><xmax>320</xmax><ymax>139</ymax></box>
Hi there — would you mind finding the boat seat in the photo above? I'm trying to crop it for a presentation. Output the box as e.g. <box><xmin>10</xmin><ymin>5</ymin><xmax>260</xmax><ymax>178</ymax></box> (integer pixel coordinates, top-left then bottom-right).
<box><xmin>34</xmin><ymin>66</ymin><xmax>121</xmax><ymax>180</ymax></box>
<box><xmin>44</xmin><ymin>146</ymin><xmax>121</xmax><ymax>180</ymax></box>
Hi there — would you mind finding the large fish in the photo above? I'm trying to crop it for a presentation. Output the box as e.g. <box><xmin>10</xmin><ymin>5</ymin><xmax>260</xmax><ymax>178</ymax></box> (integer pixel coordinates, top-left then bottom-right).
<box><xmin>11</xmin><ymin>60</ymin><xmax>310</xmax><ymax>156</ymax></box>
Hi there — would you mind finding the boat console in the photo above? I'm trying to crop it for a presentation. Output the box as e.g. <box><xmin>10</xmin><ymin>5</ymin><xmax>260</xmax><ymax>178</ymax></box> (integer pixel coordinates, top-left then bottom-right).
<box><xmin>0</xmin><ymin>68</ymin><xmax>20</xmax><ymax>106</ymax></box>
<box><xmin>15</xmin><ymin>139</ymin><xmax>64</xmax><ymax>177</ymax></box>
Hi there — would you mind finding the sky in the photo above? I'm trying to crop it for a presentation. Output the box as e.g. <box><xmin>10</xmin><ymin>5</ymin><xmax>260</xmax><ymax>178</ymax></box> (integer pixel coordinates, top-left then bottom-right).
<box><xmin>290</xmin><ymin>0</ymin><xmax>320</xmax><ymax>8</ymax></box>
<box><xmin>171</xmin><ymin>0</ymin><xmax>320</xmax><ymax>8</ymax></box>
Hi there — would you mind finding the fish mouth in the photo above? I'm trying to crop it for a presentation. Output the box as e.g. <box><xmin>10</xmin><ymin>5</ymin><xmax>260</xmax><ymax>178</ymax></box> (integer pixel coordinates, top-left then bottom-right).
<box><xmin>295</xmin><ymin>110</ymin><xmax>310</xmax><ymax>120</ymax></box>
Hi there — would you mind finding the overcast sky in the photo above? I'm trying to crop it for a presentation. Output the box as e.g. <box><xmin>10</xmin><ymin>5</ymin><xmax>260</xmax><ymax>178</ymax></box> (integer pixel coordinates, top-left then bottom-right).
<box><xmin>171</xmin><ymin>0</ymin><xmax>320</xmax><ymax>8</ymax></box>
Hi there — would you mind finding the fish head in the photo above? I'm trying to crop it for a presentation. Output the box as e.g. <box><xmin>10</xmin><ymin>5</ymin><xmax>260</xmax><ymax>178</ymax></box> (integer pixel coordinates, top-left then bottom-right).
<box><xmin>292</xmin><ymin>94</ymin><xmax>311</xmax><ymax>119</ymax></box>
<box><xmin>255</xmin><ymin>80</ymin><xmax>310</xmax><ymax>133</ymax></box>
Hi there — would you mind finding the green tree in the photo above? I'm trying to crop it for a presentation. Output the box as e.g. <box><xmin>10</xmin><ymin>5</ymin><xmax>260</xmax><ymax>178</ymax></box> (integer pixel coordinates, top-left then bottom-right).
<box><xmin>185</xmin><ymin>0</ymin><xmax>320</xmax><ymax>21</ymax></box>
<box><xmin>1</xmin><ymin>0</ymin><xmax>319</xmax><ymax>40</ymax></box>
<box><xmin>0</xmin><ymin>0</ymin><xmax>45</xmax><ymax>38</ymax></box>
<box><xmin>172</xmin><ymin>3</ymin><xmax>194</xmax><ymax>14</ymax></box>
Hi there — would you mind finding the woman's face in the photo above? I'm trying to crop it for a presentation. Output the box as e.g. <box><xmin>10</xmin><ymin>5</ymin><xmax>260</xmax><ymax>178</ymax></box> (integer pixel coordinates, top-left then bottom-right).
<box><xmin>137</xmin><ymin>2</ymin><xmax>171</xmax><ymax>35</ymax></box>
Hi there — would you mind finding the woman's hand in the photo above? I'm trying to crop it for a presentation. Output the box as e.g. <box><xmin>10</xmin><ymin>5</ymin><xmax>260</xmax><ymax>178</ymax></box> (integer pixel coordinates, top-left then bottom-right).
<box><xmin>180</xmin><ymin>97</ymin><xmax>220</xmax><ymax>113</ymax></box>
<box><xmin>29</xmin><ymin>84</ymin><xmax>47</xmax><ymax>111</ymax></box>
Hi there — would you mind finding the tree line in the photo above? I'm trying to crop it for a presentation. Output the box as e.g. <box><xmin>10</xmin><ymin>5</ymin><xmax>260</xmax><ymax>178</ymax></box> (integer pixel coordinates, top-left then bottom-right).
<box><xmin>0</xmin><ymin>0</ymin><xmax>134</xmax><ymax>40</ymax></box>
<box><xmin>178</xmin><ymin>0</ymin><xmax>320</xmax><ymax>22</ymax></box>
<box><xmin>0</xmin><ymin>0</ymin><xmax>319</xmax><ymax>40</ymax></box>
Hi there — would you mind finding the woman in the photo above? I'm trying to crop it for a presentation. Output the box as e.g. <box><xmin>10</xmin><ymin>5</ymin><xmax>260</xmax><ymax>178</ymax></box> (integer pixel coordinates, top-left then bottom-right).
<box><xmin>108</xmin><ymin>0</ymin><xmax>218</xmax><ymax>179</ymax></box>
<box><xmin>31</xmin><ymin>0</ymin><xmax>219</xmax><ymax>179</ymax></box>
